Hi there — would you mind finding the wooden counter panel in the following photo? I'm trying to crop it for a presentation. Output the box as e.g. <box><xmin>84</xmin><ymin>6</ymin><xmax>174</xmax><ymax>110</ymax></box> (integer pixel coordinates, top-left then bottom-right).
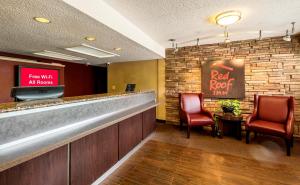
<box><xmin>70</xmin><ymin>124</ymin><xmax>118</xmax><ymax>185</ymax></box>
<box><xmin>0</xmin><ymin>145</ymin><xmax>68</xmax><ymax>185</ymax></box>
<box><xmin>142</xmin><ymin>107</ymin><xmax>156</xmax><ymax>139</ymax></box>
<box><xmin>0</xmin><ymin>107</ymin><xmax>156</xmax><ymax>185</ymax></box>
<box><xmin>118</xmin><ymin>113</ymin><xmax>143</xmax><ymax>159</ymax></box>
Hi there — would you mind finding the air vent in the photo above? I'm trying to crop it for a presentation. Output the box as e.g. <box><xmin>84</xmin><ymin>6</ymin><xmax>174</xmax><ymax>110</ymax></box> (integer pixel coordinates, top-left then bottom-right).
<box><xmin>33</xmin><ymin>50</ymin><xmax>86</xmax><ymax>61</ymax></box>
<box><xmin>65</xmin><ymin>44</ymin><xmax>119</xmax><ymax>59</ymax></box>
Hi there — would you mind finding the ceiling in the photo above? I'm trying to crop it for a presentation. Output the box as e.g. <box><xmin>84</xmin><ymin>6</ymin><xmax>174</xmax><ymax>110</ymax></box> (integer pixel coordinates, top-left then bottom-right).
<box><xmin>0</xmin><ymin>0</ymin><xmax>163</xmax><ymax>65</ymax></box>
<box><xmin>0</xmin><ymin>0</ymin><xmax>300</xmax><ymax>65</ymax></box>
<box><xmin>104</xmin><ymin>0</ymin><xmax>300</xmax><ymax>47</ymax></box>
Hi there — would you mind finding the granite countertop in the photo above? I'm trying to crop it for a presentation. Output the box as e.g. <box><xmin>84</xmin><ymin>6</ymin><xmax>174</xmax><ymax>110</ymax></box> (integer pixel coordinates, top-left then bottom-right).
<box><xmin>0</xmin><ymin>91</ymin><xmax>153</xmax><ymax>113</ymax></box>
<box><xmin>0</xmin><ymin>102</ymin><xmax>157</xmax><ymax>172</ymax></box>
<box><xmin>0</xmin><ymin>90</ymin><xmax>157</xmax><ymax>171</ymax></box>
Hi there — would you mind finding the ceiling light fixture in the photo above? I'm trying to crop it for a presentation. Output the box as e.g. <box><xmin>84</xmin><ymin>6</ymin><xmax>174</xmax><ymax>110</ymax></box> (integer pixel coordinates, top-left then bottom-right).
<box><xmin>33</xmin><ymin>50</ymin><xmax>86</xmax><ymax>61</ymax></box>
<box><xmin>224</xmin><ymin>38</ymin><xmax>231</xmax><ymax>43</ymax></box>
<box><xmin>114</xmin><ymin>47</ymin><xmax>122</xmax><ymax>51</ymax></box>
<box><xmin>174</xmin><ymin>43</ymin><xmax>178</xmax><ymax>51</ymax></box>
<box><xmin>66</xmin><ymin>44</ymin><xmax>119</xmax><ymax>59</ymax></box>
<box><xmin>283</xmin><ymin>30</ymin><xmax>291</xmax><ymax>42</ymax></box>
<box><xmin>173</xmin><ymin>43</ymin><xmax>179</xmax><ymax>54</ymax></box>
<box><xmin>283</xmin><ymin>22</ymin><xmax>296</xmax><ymax>42</ymax></box>
<box><xmin>216</xmin><ymin>11</ymin><xmax>241</xmax><ymax>26</ymax></box>
<box><xmin>168</xmin><ymin>39</ymin><xmax>179</xmax><ymax>53</ymax></box>
<box><xmin>33</xmin><ymin>17</ymin><xmax>51</xmax><ymax>24</ymax></box>
<box><xmin>168</xmin><ymin>39</ymin><xmax>176</xmax><ymax>48</ymax></box>
<box><xmin>84</xmin><ymin>36</ymin><xmax>96</xmax><ymax>41</ymax></box>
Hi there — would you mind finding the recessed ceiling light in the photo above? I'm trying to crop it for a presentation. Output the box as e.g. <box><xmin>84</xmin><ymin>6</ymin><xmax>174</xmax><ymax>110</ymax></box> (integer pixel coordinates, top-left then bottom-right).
<box><xmin>33</xmin><ymin>50</ymin><xmax>86</xmax><ymax>61</ymax></box>
<box><xmin>216</xmin><ymin>11</ymin><xmax>241</xmax><ymax>26</ymax></box>
<box><xmin>85</xmin><ymin>36</ymin><xmax>96</xmax><ymax>41</ymax></box>
<box><xmin>66</xmin><ymin>44</ymin><xmax>120</xmax><ymax>59</ymax></box>
<box><xmin>114</xmin><ymin>47</ymin><xmax>122</xmax><ymax>51</ymax></box>
<box><xmin>33</xmin><ymin>17</ymin><xmax>51</xmax><ymax>24</ymax></box>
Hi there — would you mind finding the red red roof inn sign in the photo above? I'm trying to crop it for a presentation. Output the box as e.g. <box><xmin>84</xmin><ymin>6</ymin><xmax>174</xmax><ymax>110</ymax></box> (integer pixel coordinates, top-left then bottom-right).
<box><xmin>201</xmin><ymin>59</ymin><xmax>245</xmax><ymax>99</ymax></box>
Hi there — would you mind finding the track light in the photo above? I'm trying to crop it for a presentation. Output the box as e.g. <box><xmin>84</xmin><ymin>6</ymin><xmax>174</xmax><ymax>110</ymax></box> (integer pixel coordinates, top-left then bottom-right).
<box><xmin>173</xmin><ymin>43</ymin><xmax>179</xmax><ymax>54</ymax></box>
<box><xmin>168</xmin><ymin>39</ymin><xmax>179</xmax><ymax>54</ymax></box>
<box><xmin>168</xmin><ymin>39</ymin><xmax>176</xmax><ymax>48</ymax></box>
<box><xmin>291</xmin><ymin>22</ymin><xmax>295</xmax><ymax>34</ymax></box>
<box><xmin>224</xmin><ymin>27</ymin><xmax>231</xmax><ymax>43</ymax></box>
<box><xmin>224</xmin><ymin>38</ymin><xmax>231</xmax><ymax>43</ymax></box>
<box><xmin>283</xmin><ymin>30</ymin><xmax>291</xmax><ymax>42</ymax></box>
<box><xmin>283</xmin><ymin>22</ymin><xmax>296</xmax><ymax>42</ymax></box>
<box><xmin>258</xmin><ymin>30</ymin><xmax>262</xmax><ymax>40</ymax></box>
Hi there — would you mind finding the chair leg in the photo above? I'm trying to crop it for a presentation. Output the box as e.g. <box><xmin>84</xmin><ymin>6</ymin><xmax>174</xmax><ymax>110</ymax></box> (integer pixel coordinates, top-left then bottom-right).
<box><xmin>180</xmin><ymin>119</ymin><xmax>183</xmax><ymax>130</ymax></box>
<box><xmin>211</xmin><ymin>125</ymin><xmax>216</xmax><ymax>137</ymax></box>
<box><xmin>187</xmin><ymin>125</ymin><xmax>190</xmax><ymax>139</ymax></box>
<box><xmin>285</xmin><ymin>138</ymin><xmax>291</xmax><ymax>156</ymax></box>
<box><xmin>246</xmin><ymin>130</ymin><xmax>250</xmax><ymax>144</ymax></box>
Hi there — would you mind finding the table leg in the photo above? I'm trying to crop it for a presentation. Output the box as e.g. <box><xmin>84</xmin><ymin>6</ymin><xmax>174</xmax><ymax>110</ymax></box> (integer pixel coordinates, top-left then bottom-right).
<box><xmin>236</xmin><ymin>121</ymin><xmax>242</xmax><ymax>140</ymax></box>
<box><xmin>218</xmin><ymin>120</ymin><xmax>223</xmax><ymax>139</ymax></box>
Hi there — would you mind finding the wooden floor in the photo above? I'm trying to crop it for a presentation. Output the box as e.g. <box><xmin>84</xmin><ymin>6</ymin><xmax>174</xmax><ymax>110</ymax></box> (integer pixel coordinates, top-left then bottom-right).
<box><xmin>101</xmin><ymin>124</ymin><xmax>300</xmax><ymax>185</ymax></box>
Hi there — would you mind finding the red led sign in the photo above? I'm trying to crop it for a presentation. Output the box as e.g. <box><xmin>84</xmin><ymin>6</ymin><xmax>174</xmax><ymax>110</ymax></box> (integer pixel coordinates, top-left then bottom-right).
<box><xmin>19</xmin><ymin>67</ymin><xmax>59</xmax><ymax>87</ymax></box>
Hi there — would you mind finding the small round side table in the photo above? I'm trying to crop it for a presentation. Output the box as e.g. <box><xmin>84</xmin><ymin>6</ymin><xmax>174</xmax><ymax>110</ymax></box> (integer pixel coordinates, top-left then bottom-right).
<box><xmin>214</xmin><ymin>112</ymin><xmax>243</xmax><ymax>140</ymax></box>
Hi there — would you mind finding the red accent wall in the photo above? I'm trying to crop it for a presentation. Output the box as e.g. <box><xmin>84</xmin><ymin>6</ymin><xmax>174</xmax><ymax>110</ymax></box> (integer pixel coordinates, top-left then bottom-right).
<box><xmin>63</xmin><ymin>61</ymin><xmax>96</xmax><ymax>97</ymax></box>
<box><xmin>0</xmin><ymin>52</ymin><xmax>106</xmax><ymax>103</ymax></box>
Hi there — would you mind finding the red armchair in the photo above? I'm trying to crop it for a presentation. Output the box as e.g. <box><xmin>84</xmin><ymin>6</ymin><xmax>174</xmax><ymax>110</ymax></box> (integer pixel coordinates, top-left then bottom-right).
<box><xmin>245</xmin><ymin>94</ymin><xmax>295</xmax><ymax>156</ymax></box>
<box><xmin>179</xmin><ymin>93</ymin><xmax>215</xmax><ymax>138</ymax></box>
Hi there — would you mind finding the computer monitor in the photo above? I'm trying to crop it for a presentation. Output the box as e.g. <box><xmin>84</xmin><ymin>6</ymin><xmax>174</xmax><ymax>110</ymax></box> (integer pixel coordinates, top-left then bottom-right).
<box><xmin>125</xmin><ymin>84</ymin><xmax>136</xmax><ymax>92</ymax></box>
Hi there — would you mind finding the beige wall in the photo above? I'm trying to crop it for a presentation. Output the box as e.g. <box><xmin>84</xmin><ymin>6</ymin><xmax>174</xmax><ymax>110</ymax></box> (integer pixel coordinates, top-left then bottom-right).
<box><xmin>108</xmin><ymin>60</ymin><xmax>166</xmax><ymax>120</ymax></box>
<box><xmin>157</xmin><ymin>59</ymin><xmax>166</xmax><ymax>120</ymax></box>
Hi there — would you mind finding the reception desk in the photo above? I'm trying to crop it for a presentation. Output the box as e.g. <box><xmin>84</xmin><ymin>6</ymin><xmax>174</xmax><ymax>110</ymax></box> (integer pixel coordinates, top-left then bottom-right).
<box><xmin>0</xmin><ymin>91</ymin><xmax>157</xmax><ymax>185</ymax></box>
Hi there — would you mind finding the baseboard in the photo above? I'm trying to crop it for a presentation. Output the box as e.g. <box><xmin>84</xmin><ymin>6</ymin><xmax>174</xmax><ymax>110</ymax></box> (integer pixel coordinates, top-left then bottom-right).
<box><xmin>165</xmin><ymin>121</ymin><xmax>180</xmax><ymax>125</ymax></box>
<box><xmin>156</xmin><ymin>119</ymin><xmax>166</xmax><ymax>123</ymax></box>
<box><xmin>91</xmin><ymin>133</ymin><xmax>152</xmax><ymax>185</ymax></box>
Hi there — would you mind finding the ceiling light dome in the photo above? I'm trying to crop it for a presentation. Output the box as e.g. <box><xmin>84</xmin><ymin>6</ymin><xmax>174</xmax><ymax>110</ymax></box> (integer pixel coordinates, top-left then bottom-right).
<box><xmin>216</xmin><ymin>11</ymin><xmax>241</xmax><ymax>26</ymax></box>
<box><xmin>34</xmin><ymin>17</ymin><xmax>51</xmax><ymax>24</ymax></box>
<box><xmin>85</xmin><ymin>36</ymin><xmax>96</xmax><ymax>41</ymax></box>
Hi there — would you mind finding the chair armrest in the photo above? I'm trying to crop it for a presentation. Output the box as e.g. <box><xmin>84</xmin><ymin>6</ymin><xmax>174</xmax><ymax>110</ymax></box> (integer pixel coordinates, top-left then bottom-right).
<box><xmin>286</xmin><ymin>113</ymin><xmax>294</xmax><ymax>138</ymax></box>
<box><xmin>201</xmin><ymin>108</ymin><xmax>213</xmax><ymax>119</ymax></box>
<box><xmin>245</xmin><ymin>114</ymin><xmax>257</xmax><ymax>127</ymax></box>
<box><xmin>246</xmin><ymin>95</ymin><xmax>259</xmax><ymax>128</ymax></box>
<box><xmin>286</xmin><ymin>97</ymin><xmax>295</xmax><ymax>138</ymax></box>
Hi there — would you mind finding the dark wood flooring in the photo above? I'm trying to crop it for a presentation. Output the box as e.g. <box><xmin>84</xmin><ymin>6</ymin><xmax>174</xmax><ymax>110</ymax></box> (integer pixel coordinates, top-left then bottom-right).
<box><xmin>101</xmin><ymin>124</ymin><xmax>300</xmax><ymax>185</ymax></box>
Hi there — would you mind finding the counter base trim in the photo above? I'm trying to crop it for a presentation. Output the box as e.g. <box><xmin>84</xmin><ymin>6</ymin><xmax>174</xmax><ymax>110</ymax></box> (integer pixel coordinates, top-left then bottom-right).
<box><xmin>91</xmin><ymin>133</ymin><xmax>153</xmax><ymax>185</ymax></box>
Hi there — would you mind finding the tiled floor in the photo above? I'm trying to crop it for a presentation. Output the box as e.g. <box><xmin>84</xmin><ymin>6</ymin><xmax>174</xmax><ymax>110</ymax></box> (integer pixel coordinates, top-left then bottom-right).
<box><xmin>101</xmin><ymin>124</ymin><xmax>300</xmax><ymax>185</ymax></box>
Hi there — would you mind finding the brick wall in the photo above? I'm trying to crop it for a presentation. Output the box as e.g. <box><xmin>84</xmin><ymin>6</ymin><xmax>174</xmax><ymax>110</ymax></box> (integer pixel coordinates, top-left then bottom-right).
<box><xmin>165</xmin><ymin>35</ymin><xmax>300</xmax><ymax>135</ymax></box>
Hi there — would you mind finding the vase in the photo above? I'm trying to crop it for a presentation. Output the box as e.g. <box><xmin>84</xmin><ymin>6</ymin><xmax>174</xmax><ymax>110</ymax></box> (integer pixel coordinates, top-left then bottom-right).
<box><xmin>222</xmin><ymin>106</ymin><xmax>234</xmax><ymax>113</ymax></box>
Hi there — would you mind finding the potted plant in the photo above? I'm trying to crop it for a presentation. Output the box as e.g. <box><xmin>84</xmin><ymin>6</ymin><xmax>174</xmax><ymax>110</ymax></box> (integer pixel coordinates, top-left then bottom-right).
<box><xmin>218</xmin><ymin>99</ymin><xmax>241</xmax><ymax>116</ymax></box>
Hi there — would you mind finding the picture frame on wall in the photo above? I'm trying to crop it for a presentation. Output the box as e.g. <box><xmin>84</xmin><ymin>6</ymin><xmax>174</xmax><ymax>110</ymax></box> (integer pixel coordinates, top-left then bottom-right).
<box><xmin>201</xmin><ymin>58</ymin><xmax>245</xmax><ymax>99</ymax></box>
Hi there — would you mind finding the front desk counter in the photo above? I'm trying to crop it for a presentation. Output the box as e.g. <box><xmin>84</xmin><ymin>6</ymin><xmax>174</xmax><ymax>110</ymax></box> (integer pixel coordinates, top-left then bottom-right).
<box><xmin>0</xmin><ymin>91</ymin><xmax>157</xmax><ymax>185</ymax></box>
